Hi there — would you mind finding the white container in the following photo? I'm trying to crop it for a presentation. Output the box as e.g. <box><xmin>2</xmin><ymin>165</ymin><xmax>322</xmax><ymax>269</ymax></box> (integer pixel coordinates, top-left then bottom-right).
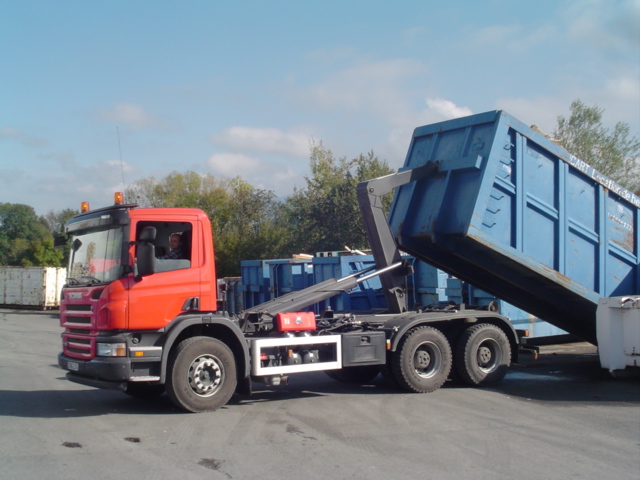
<box><xmin>0</xmin><ymin>266</ymin><xmax>67</xmax><ymax>309</ymax></box>
<box><xmin>596</xmin><ymin>296</ymin><xmax>640</xmax><ymax>373</ymax></box>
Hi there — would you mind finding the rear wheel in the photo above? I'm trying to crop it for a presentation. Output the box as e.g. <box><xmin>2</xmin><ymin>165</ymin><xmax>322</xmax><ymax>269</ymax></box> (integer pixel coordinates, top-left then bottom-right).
<box><xmin>391</xmin><ymin>326</ymin><xmax>452</xmax><ymax>393</ymax></box>
<box><xmin>455</xmin><ymin>323</ymin><xmax>511</xmax><ymax>386</ymax></box>
<box><xmin>166</xmin><ymin>336</ymin><xmax>237</xmax><ymax>413</ymax></box>
<box><xmin>325</xmin><ymin>365</ymin><xmax>380</xmax><ymax>384</ymax></box>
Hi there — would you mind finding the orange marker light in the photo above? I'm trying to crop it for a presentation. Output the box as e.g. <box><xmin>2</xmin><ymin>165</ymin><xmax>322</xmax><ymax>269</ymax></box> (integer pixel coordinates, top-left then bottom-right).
<box><xmin>114</xmin><ymin>192</ymin><xmax>124</xmax><ymax>205</ymax></box>
<box><xmin>80</xmin><ymin>201</ymin><xmax>90</xmax><ymax>213</ymax></box>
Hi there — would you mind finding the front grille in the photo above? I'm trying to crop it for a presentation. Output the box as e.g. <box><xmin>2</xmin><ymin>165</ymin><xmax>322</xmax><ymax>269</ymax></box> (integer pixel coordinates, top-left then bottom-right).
<box><xmin>69</xmin><ymin>328</ymin><xmax>90</xmax><ymax>334</ymax></box>
<box><xmin>66</xmin><ymin>304</ymin><xmax>92</xmax><ymax>312</ymax></box>
<box><xmin>64</xmin><ymin>335</ymin><xmax>94</xmax><ymax>359</ymax></box>
<box><xmin>68</xmin><ymin>347</ymin><xmax>89</xmax><ymax>355</ymax></box>
<box><xmin>61</xmin><ymin>286</ymin><xmax>103</xmax><ymax>357</ymax></box>
<box><xmin>65</xmin><ymin>316</ymin><xmax>92</xmax><ymax>325</ymax></box>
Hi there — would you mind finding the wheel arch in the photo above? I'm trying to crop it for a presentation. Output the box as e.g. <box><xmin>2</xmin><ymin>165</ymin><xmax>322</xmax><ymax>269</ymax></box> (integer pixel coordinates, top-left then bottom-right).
<box><xmin>160</xmin><ymin>314</ymin><xmax>250</xmax><ymax>385</ymax></box>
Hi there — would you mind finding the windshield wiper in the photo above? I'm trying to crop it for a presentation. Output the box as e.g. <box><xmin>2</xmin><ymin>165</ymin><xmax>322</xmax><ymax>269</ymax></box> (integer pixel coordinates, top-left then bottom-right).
<box><xmin>77</xmin><ymin>276</ymin><xmax>103</xmax><ymax>285</ymax></box>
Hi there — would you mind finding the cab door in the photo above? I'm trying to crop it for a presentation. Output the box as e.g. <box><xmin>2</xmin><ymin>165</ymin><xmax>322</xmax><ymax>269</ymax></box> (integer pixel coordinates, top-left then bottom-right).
<box><xmin>126</xmin><ymin>215</ymin><xmax>201</xmax><ymax>330</ymax></box>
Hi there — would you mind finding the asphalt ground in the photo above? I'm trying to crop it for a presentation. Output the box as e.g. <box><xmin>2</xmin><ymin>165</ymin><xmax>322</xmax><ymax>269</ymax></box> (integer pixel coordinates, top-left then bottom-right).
<box><xmin>0</xmin><ymin>309</ymin><xmax>638</xmax><ymax>480</ymax></box>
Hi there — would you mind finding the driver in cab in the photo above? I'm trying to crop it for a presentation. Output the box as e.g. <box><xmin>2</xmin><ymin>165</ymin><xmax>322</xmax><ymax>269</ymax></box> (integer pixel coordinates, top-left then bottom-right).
<box><xmin>157</xmin><ymin>233</ymin><xmax>185</xmax><ymax>260</ymax></box>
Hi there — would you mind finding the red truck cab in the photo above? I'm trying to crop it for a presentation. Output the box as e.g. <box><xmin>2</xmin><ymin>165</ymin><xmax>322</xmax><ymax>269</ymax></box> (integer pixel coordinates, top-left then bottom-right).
<box><xmin>57</xmin><ymin>197</ymin><xmax>248</xmax><ymax>401</ymax></box>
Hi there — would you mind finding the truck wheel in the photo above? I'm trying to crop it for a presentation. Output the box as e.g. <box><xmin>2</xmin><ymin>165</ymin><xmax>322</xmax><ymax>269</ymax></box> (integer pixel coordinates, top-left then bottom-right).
<box><xmin>124</xmin><ymin>382</ymin><xmax>165</xmax><ymax>399</ymax></box>
<box><xmin>391</xmin><ymin>326</ymin><xmax>452</xmax><ymax>393</ymax></box>
<box><xmin>325</xmin><ymin>365</ymin><xmax>380</xmax><ymax>384</ymax></box>
<box><xmin>455</xmin><ymin>323</ymin><xmax>511</xmax><ymax>386</ymax></box>
<box><xmin>166</xmin><ymin>336</ymin><xmax>237</xmax><ymax>413</ymax></box>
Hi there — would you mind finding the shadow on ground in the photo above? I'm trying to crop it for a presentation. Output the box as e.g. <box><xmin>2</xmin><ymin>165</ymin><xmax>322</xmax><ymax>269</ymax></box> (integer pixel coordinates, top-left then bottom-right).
<box><xmin>2</xmin><ymin>346</ymin><xmax>637</xmax><ymax>418</ymax></box>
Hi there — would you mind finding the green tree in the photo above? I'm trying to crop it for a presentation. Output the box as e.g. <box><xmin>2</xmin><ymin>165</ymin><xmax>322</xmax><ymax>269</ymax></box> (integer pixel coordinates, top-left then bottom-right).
<box><xmin>213</xmin><ymin>178</ymin><xmax>289</xmax><ymax>276</ymax></box>
<box><xmin>284</xmin><ymin>143</ymin><xmax>394</xmax><ymax>255</ymax></box>
<box><xmin>554</xmin><ymin>99</ymin><xmax>640</xmax><ymax>192</ymax></box>
<box><xmin>0</xmin><ymin>203</ymin><xmax>62</xmax><ymax>266</ymax></box>
<box><xmin>21</xmin><ymin>238</ymin><xmax>63</xmax><ymax>267</ymax></box>
<box><xmin>43</xmin><ymin>208</ymin><xmax>78</xmax><ymax>266</ymax></box>
<box><xmin>43</xmin><ymin>208</ymin><xmax>78</xmax><ymax>236</ymax></box>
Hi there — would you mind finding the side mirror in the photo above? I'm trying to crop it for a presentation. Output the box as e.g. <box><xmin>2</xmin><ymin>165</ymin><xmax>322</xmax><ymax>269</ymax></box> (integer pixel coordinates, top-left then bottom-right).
<box><xmin>137</xmin><ymin>243</ymin><xmax>155</xmax><ymax>277</ymax></box>
<box><xmin>136</xmin><ymin>226</ymin><xmax>157</xmax><ymax>278</ymax></box>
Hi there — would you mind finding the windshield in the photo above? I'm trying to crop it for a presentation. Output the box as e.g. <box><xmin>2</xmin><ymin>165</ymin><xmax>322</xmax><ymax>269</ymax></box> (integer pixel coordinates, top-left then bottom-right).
<box><xmin>67</xmin><ymin>226</ymin><xmax>125</xmax><ymax>285</ymax></box>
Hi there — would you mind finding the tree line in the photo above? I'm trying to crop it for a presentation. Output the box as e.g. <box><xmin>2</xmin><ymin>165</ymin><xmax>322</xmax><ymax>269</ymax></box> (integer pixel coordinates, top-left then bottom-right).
<box><xmin>2</xmin><ymin>100</ymin><xmax>638</xmax><ymax>277</ymax></box>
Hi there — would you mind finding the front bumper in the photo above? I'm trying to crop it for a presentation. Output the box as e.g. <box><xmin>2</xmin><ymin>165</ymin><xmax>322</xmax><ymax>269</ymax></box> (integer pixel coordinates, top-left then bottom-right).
<box><xmin>58</xmin><ymin>353</ymin><xmax>131</xmax><ymax>390</ymax></box>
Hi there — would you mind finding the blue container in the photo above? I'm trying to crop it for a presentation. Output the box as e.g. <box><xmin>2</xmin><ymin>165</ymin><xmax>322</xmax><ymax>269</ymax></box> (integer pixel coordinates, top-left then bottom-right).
<box><xmin>388</xmin><ymin>110</ymin><xmax>639</xmax><ymax>344</ymax></box>
<box><xmin>312</xmin><ymin>255</ymin><xmax>386</xmax><ymax>312</ymax></box>
<box><xmin>240</xmin><ymin>260</ymin><xmax>271</xmax><ymax>309</ymax></box>
<box><xmin>409</xmin><ymin>260</ymin><xmax>446</xmax><ymax>307</ymax></box>
<box><xmin>267</xmin><ymin>259</ymin><xmax>314</xmax><ymax>299</ymax></box>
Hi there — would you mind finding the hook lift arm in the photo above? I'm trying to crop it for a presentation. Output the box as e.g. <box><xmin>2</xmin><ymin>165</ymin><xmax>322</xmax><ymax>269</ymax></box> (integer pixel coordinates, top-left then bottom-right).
<box><xmin>356</xmin><ymin>162</ymin><xmax>439</xmax><ymax>313</ymax></box>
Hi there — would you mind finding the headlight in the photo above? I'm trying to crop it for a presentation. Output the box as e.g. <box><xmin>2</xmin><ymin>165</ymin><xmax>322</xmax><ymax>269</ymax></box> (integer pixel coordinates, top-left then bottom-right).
<box><xmin>97</xmin><ymin>342</ymin><xmax>126</xmax><ymax>357</ymax></box>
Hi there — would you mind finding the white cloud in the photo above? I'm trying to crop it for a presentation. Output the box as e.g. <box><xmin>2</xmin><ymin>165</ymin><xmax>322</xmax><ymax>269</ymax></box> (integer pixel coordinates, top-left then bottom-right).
<box><xmin>211</xmin><ymin>126</ymin><xmax>310</xmax><ymax>158</ymax></box>
<box><xmin>205</xmin><ymin>151</ymin><xmax>304</xmax><ymax>196</ymax></box>
<box><xmin>426</xmin><ymin>98</ymin><xmax>473</xmax><ymax>120</ymax></box>
<box><xmin>207</xmin><ymin>152</ymin><xmax>262</xmax><ymax>176</ymax></box>
<box><xmin>97</xmin><ymin>103</ymin><xmax>170</xmax><ymax>130</ymax></box>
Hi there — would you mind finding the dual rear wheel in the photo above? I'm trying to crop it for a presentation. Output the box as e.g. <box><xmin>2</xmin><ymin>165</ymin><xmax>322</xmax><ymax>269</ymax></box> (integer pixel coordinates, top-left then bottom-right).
<box><xmin>380</xmin><ymin>323</ymin><xmax>511</xmax><ymax>392</ymax></box>
<box><xmin>454</xmin><ymin>323</ymin><xmax>511</xmax><ymax>386</ymax></box>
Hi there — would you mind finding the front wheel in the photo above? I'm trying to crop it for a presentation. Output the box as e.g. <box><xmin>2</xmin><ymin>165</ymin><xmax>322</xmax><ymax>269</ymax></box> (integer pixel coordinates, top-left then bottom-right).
<box><xmin>166</xmin><ymin>336</ymin><xmax>237</xmax><ymax>413</ymax></box>
<box><xmin>391</xmin><ymin>326</ymin><xmax>452</xmax><ymax>393</ymax></box>
<box><xmin>455</xmin><ymin>323</ymin><xmax>511</xmax><ymax>386</ymax></box>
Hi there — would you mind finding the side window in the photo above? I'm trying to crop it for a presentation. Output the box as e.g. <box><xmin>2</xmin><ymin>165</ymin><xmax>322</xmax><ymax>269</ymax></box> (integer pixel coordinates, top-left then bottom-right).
<box><xmin>136</xmin><ymin>221</ymin><xmax>192</xmax><ymax>272</ymax></box>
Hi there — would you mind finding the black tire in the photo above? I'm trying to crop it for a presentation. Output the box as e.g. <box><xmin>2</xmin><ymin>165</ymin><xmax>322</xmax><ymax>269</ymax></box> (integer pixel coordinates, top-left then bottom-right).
<box><xmin>391</xmin><ymin>326</ymin><xmax>452</xmax><ymax>393</ymax></box>
<box><xmin>455</xmin><ymin>323</ymin><xmax>511</xmax><ymax>386</ymax></box>
<box><xmin>325</xmin><ymin>365</ymin><xmax>380</xmax><ymax>384</ymax></box>
<box><xmin>166</xmin><ymin>336</ymin><xmax>237</xmax><ymax>413</ymax></box>
<box><xmin>124</xmin><ymin>382</ymin><xmax>165</xmax><ymax>399</ymax></box>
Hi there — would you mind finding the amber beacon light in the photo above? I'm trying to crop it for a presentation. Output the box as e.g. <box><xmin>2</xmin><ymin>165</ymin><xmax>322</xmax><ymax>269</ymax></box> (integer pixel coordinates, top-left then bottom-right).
<box><xmin>114</xmin><ymin>192</ymin><xmax>124</xmax><ymax>205</ymax></box>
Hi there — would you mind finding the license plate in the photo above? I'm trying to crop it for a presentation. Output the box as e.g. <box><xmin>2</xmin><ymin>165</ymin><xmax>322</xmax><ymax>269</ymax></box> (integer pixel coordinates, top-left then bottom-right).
<box><xmin>67</xmin><ymin>361</ymin><xmax>79</xmax><ymax>372</ymax></box>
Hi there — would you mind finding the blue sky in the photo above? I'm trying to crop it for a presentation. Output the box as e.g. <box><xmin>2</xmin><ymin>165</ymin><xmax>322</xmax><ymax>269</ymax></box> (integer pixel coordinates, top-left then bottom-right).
<box><xmin>2</xmin><ymin>0</ymin><xmax>639</xmax><ymax>216</ymax></box>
